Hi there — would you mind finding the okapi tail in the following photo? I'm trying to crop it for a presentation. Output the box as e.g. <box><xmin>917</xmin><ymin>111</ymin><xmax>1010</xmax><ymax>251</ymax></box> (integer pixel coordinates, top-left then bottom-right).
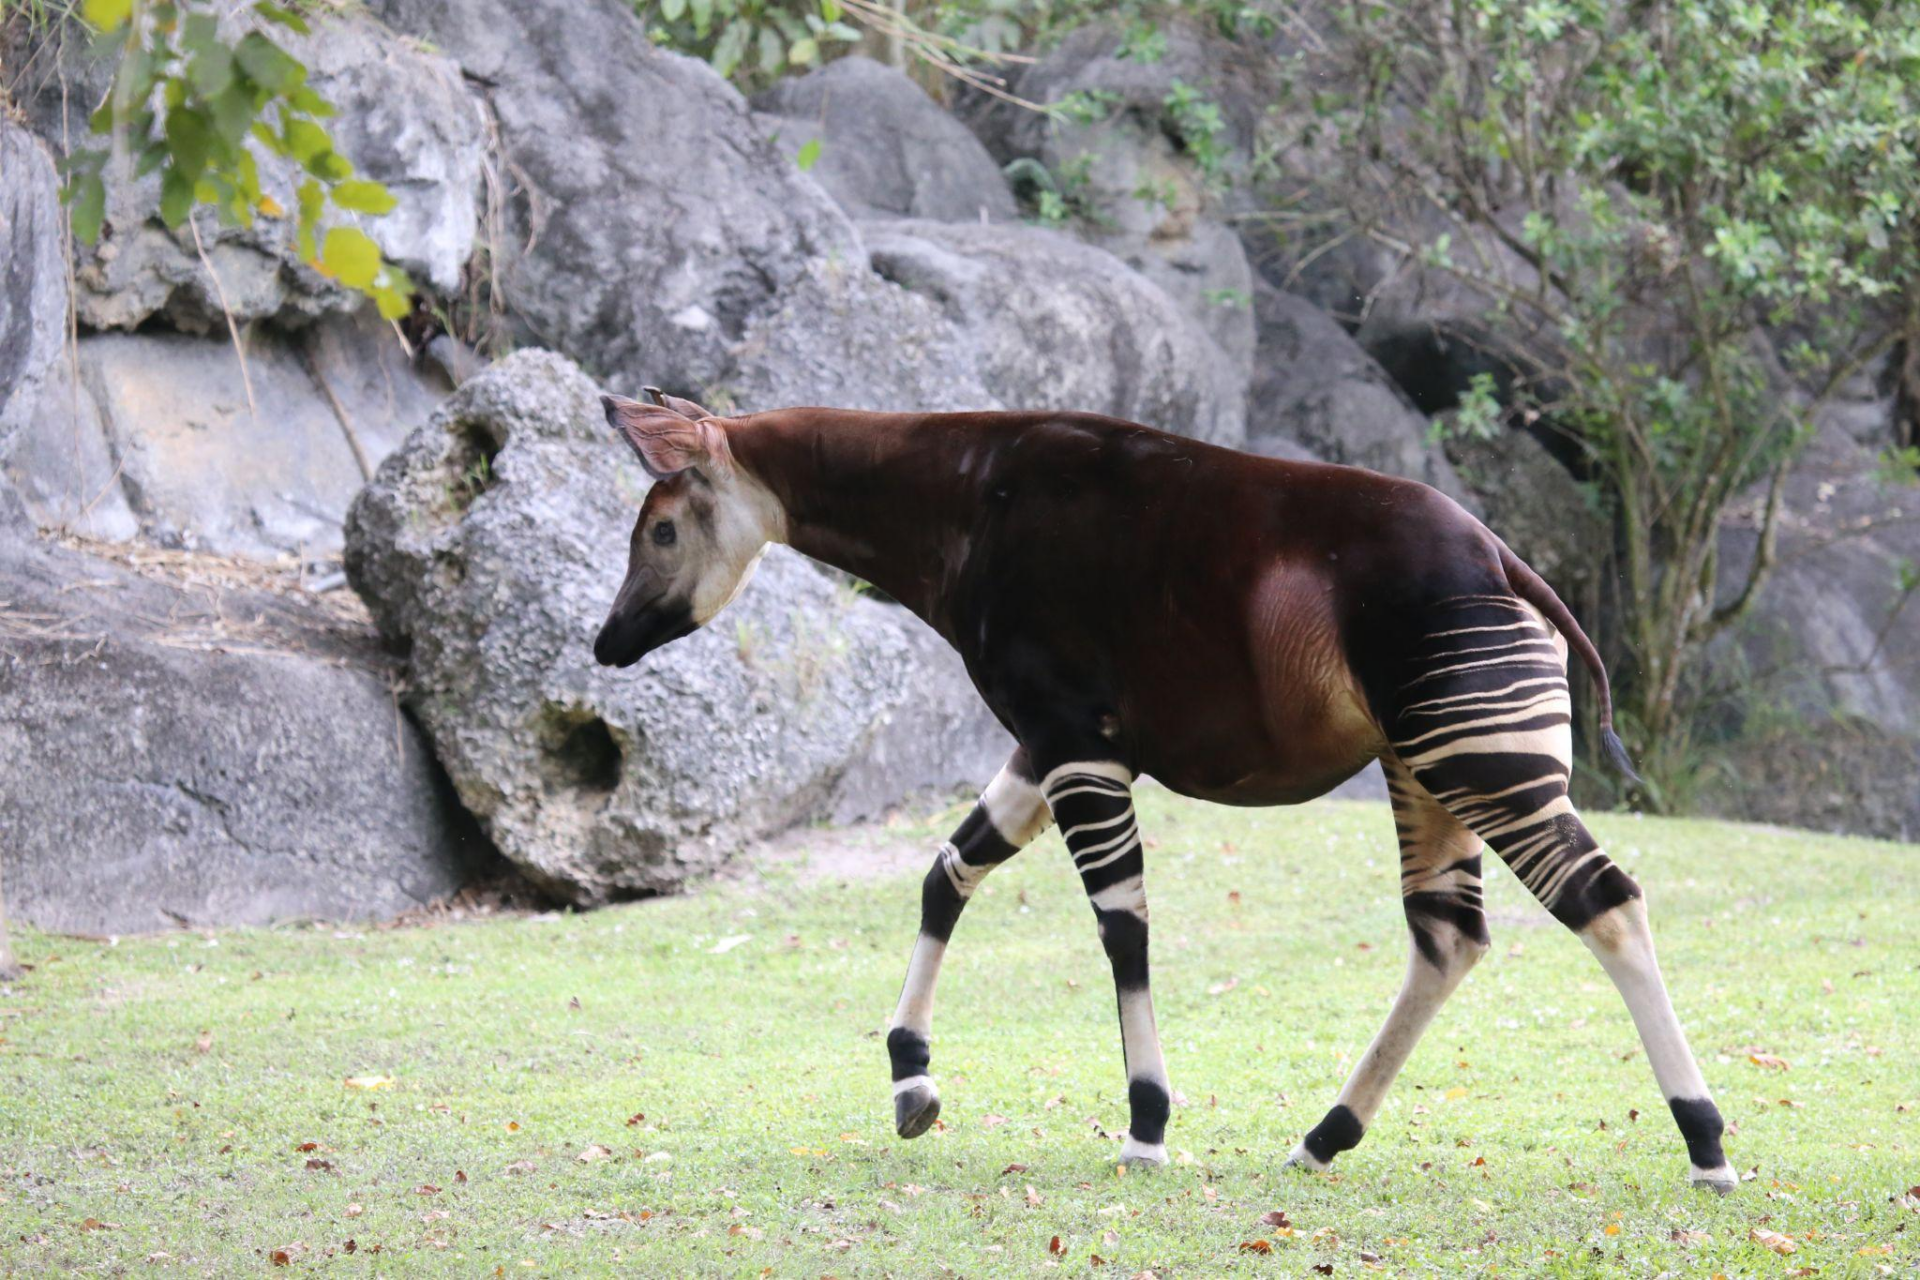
<box><xmin>1495</xmin><ymin>541</ymin><xmax>1642</xmax><ymax>785</ymax></box>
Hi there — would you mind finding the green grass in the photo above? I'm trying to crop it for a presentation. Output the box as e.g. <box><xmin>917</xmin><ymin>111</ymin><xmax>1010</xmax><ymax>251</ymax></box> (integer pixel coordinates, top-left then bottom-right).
<box><xmin>3</xmin><ymin>792</ymin><xmax>1918</xmax><ymax>1276</ymax></box>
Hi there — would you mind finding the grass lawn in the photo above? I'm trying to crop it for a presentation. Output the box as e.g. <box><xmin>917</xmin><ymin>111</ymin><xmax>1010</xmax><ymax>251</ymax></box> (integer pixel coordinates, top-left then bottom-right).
<box><xmin>3</xmin><ymin>791</ymin><xmax>1917</xmax><ymax>1276</ymax></box>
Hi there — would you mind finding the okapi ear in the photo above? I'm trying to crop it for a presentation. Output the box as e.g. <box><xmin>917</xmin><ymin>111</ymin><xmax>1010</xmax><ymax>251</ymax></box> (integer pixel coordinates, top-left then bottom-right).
<box><xmin>601</xmin><ymin>394</ymin><xmax>732</xmax><ymax>480</ymax></box>
<box><xmin>643</xmin><ymin>385</ymin><xmax>717</xmax><ymax>422</ymax></box>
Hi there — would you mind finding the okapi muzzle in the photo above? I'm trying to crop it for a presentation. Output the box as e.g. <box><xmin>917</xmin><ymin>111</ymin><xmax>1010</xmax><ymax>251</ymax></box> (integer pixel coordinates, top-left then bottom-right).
<box><xmin>591</xmin><ymin>566</ymin><xmax>696</xmax><ymax>668</ymax></box>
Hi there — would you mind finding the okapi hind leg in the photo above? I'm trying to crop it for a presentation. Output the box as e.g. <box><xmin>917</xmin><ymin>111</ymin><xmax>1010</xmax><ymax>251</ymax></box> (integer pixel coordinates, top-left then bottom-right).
<box><xmin>1387</xmin><ymin>594</ymin><xmax>1734</xmax><ymax>1191</ymax></box>
<box><xmin>1287</xmin><ymin>757</ymin><xmax>1490</xmax><ymax>1172</ymax></box>
<box><xmin>887</xmin><ymin>752</ymin><xmax>1051</xmax><ymax>1138</ymax></box>
<box><xmin>1039</xmin><ymin>760</ymin><xmax>1172</xmax><ymax>1167</ymax></box>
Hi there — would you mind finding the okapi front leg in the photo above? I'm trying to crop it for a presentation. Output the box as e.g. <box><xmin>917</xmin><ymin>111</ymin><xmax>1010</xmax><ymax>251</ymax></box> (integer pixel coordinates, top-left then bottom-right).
<box><xmin>1289</xmin><ymin>758</ymin><xmax>1490</xmax><ymax>1171</ymax></box>
<box><xmin>1040</xmin><ymin>762</ymin><xmax>1171</xmax><ymax>1166</ymax></box>
<box><xmin>888</xmin><ymin>753</ymin><xmax>1051</xmax><ymax>1138</ymax></box>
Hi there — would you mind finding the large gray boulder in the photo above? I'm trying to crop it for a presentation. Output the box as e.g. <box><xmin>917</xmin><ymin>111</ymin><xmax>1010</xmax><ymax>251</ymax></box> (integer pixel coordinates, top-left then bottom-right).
<box><xmin>1247</xmin><ymin>284</ymin><xmax>1469</xmax><ymax>501</ymax></box>
<box><xmin>2</xmin><ymin>311</ymin><xmax>451</xmax><ymax>557</ymax></box>
<box><xmin>13</xmin><ymin>11</ymin><xmax>483</xmax><ymax>332</ymax></box>
<box><xmin>962</xmin><ymin>22</ymin><xmax>1267</xmax><ymax>377</ymax></box>
<box><xmin>753</xmin><ymin>57</ymin><xmax>1018</xmax><ymax>224</ymax></box>
<box><xmin>345</xmin><ymin>351</ymin><xmax>1009</xmax><ymax>902</ymax></box>
<box><xmin>0</xmin><ymin>533</ymin><xmax>484</xmax><ymax>934</ymax></box>
<box><xmin>1718</xmin><ymin>426</ymin><xmax>1920</xmax><ymax>738</ymax></box>
<box><xmin>368</xmin><ymin>0</ymin><xmax>861</xmax><ymax>396</ymax></box>
<box><xmin>0</xmin><ymin>122</ymin><xmax>67</xmax><ymax>466</ymax></box>
<box><xmin>866</xmin><ymin>220</ymin><xmax>1247</xmax><ymax>447</ymax></box>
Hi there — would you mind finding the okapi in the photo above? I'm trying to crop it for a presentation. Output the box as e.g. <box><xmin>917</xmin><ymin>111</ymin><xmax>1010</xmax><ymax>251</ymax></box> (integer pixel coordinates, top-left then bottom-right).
<box><xmin>591</xmin><ymin>390</ymin><xmax>1735</xmax><ymax>1192</ymax></box>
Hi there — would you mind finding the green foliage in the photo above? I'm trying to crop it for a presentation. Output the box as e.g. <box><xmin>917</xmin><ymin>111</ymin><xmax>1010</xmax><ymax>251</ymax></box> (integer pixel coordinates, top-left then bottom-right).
<box><xmin>1293</xmin><ymin>0</ymin><xmax>1920</xmax><ymax>798</ymax></box>
<box><xmin>63</xmin><ymin>0</ymin><xmax>413</xmax><ymax>319</ymax></box>
<box><xmin>794</xmin><ymin>135</ymin><xmax>823</xmax><ymax>171</ymax></box>
<box><xmin>1426</xmin><ymin>372</ymin><xmax>1504</xmax><ymax>446</ymax></box>
<box><xmin>637</xmin><ymin>0</ymin><xmax>859</xmax><ymax>86</ymax></box>
<box><xmin>1161</xmin><ymin>77</ymin><xmax>1226</xmax><ymax>185</ymax></box>
<box><xmin>1003</xmin><ymin>152</ymin><xmax>1099</xmax><ymax>228</ymax></box>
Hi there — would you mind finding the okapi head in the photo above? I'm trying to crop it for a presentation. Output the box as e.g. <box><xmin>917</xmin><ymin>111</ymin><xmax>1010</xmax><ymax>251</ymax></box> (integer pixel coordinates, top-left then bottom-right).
<box><xmin>593</xmin><ymin>390</ymin><xmax>782</xmax><ymax>668</ymax></box>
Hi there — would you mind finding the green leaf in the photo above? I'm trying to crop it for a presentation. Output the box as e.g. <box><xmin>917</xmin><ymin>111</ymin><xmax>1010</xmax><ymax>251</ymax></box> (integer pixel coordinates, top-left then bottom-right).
<box><xmin>209</xmin><ymin>85</ymin><xmax>258</xmax><ymax>146</ymax></box>
<box><xmin>67</xmin><ymin>172</ymin><xmax>107</xmax><ymax>244</ymax></box>
<box><xmin>819</xmin><ymin>0</ymin><xmax>842</xmax><ymax>21</ymax></box>
<box><xmin>81</xmin><ymin>0</ymin><xmax>132</xmax><ymax>31</ymax></box>
<box><xmin>710</xmin><ymin>19</ymin><xmax>750</xmax><ymax>78</ymax></box>
<box><xmin>321</xmin><ymin>226</ymin><xmax>382</xmax><ymax>288</ymax></box>
<box><xmin>789</xmin><ymin>36</ymin><xmax>818</xmax><ymax>66</ymax></box>
<box><xmin>158</xmin><ymin>169</ymin><xmax>194</xmax><ymax>228</ymax></box>
<box><xmin>660</xmin><ymin>0</ymin><xmax>686</xmax><ymax>19</ymax></box>
<box><xmin>296</xmin><ymin>178</ymin><xmax>326</xmax><ymax>230</ymax></box>
<box><xmin>332</xmin><ymin>179</ymin><xmax>398</xmax><ymax>215</ymax></box>
<box><xmin>286</xmin><ymin>86</ymin><xmax>335</xmax><ymax>117</ymax></box>
<box><xmin>311</xmin><ymin>150</ymin><xmax>353</xmax><ymax>182</ymax></box>
<box><xmin>373</xmin><ymin>284</ymin><xmax>411</xmax><ymax>321</ymax></box>
<box><xmin>164</xmin><ymin>107</ymin><xmax>214</xmax><ymax>182</ymax></box>
<box><xmin>757</xmin><ymin>24</ymin><xmax>783</xmax><ymax>73</ymax></box>
<box><xmin>795</xmin><ymin>137</ymin><xmax>822</xmax><ymax>171</ymax></box>
<box><xmin>282</xmin><ymin>117</ymin><xmax>332</xmax><ymax>165</ymax></box>
<box><xmin>252</xmin><ymin>1</ymin><xmax>312</xmax><ymax>34</ymax></box>
<box><xmin>233</xmin><ymin>31</ymin><xmax>303</xmax><ymax>92</ymax></box>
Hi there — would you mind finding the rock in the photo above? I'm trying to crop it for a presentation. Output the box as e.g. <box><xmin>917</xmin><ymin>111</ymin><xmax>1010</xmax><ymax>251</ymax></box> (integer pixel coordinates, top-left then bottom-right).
<box><xmin>963</xmin><ymin>22</ymin><xmax>1268</xmax><ymax>373</ymax></box>
<box><xmin>367</xmin><ymin>0</ymin><xmax>861</xmax><ymax>396</ymax></box>
<box><xmin>0</xmin><ymin>122</ymin><xmax>67</xmax><ymax>465</ymax></box>
<box><xmin>3</xmin><ymin>311</ymin><xmax>451</xmax><ymax>558</ymax></box>
<box><xmin>1695</xmin><ymin>717</ymin><xmax>1920</xmax><ymax>844</ymax></box>
<box><xmin>0</xmin><ymin>532</ymin><xmax>486</xmax><ymax>935</ymax></box>
<box><xmin>1247</xmin><ymin>284</ymin><xmax>1469</xmax><ymax>500</ymax></box>
<box><xmin>1717</xmin><ymin>426</ymin><xmax>1920</xmax><ymax>739</ymax></box>
<box><xmin>1442</xmin><ymin>426</ymin><xmax>1603</xmax><ymax>591</ymax></box>
<box><xmin>865</xmin><ymin>220</ymin><xmax>1247</xmax><ymax>446</ymax></box>
<box><xmin>344</xmin><ymin>350</ymin><xmax>1009</xmax><ymax>902</ymax></box>
<box><xmin>752</xmin><ymin>57</ymin><xmax>1017</xmax><ymax>224</ymax></box>
<box><xmin>727</xmin><ymin>258</ymin><xmax>996</xmax><ymax>413</ymax></box>
<box><xmin>12</xmin><ymin>11</ymin><xmax>483</xmax><ymax>332</ymax></box>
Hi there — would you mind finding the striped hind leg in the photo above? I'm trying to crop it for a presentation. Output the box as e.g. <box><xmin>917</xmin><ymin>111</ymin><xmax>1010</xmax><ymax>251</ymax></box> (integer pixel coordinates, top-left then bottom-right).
<box><xmin>887</xmin><ymin>751</ymin><xmax>1052</xmax><ymax>1138</ymax></box>
<box><xmin>1391</xmin><ymin>596</ymin><xmax>1734</xmax><ymax>1191</ymax></box>
<box><xmin>1287</xmin><ymin>757</ymin><xmax>1490</xmax><ymax>1170</ymax></box>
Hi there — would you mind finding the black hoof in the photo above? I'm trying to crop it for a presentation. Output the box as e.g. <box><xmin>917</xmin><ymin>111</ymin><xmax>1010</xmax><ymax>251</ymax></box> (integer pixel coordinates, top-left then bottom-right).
<box><xmin>895</xmin><ymin>1086</ymin><xmax>940</xmax><ymax>1139</ymax></box>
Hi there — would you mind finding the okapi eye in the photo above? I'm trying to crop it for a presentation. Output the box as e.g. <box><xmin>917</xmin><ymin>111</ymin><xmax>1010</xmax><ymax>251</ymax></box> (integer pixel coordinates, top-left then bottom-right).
<box><xmin>652</xmin><ymin>520</ymin><xmax>677</xmax><ymax>547</ymax></box>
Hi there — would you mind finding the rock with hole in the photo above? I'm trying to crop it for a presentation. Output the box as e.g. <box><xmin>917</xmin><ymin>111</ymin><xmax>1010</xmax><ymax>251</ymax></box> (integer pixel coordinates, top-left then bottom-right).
<box><xmin>345</xmin><ymin>350</ymin><xmax>1009</xmax><ymax>902</ymax></box>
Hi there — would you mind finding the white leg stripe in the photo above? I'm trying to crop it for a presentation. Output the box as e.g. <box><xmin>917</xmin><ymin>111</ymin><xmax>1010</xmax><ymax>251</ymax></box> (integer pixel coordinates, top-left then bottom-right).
<box><xmin>892</xmin><ymin>1075</ymin><xmax>935</xmax><ymax>1097</ymax></box>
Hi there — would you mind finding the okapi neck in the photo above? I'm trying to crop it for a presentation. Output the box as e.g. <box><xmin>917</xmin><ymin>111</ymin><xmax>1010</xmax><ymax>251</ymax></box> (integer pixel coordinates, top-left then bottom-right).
<box><xmin>727</xmin><ymin>408</ymin><xmax>983</xmax><ymax>636</ymax></box>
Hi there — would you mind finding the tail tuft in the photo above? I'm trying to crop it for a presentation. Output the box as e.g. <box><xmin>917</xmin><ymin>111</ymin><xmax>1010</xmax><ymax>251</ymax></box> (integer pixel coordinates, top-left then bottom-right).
<box><xmin>1600</xmin><ymin>726</ymin><xmax>1643</xmax><ymax>787</ymax></box>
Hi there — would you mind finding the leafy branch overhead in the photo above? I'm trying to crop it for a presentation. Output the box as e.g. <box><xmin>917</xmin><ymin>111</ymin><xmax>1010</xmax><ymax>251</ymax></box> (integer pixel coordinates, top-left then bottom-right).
<box><xmin>65</xmin><ymin>0</ymin><xmax>413</xmax><ymax>319</ymax></box>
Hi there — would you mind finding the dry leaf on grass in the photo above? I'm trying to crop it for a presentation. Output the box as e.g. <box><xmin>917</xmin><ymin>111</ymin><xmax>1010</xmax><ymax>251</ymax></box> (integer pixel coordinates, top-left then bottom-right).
<box><xmin>1238</xmin><ymin>1239</ymin><xmax>1273</xmax><ymax>1254</ymax></box>
<box><xmin>577</xmin><ymin>1145</ymin><xmax>613</xmax><ymax>1163</ymax></box>
<box><xmin>1750</xmin><ymin>1227</ymin><xmax>1797</xmax><ymax>1255</ymax></box>
<box><xmin>1747</xmin><ymin>1053</ymin><xmax>1791</xmax><ymax>1071</ymax></box>
<box><xmin>343</xmin><ymin>1075</ymin><xmax>394</xmax><ymax>1091</ymax></box>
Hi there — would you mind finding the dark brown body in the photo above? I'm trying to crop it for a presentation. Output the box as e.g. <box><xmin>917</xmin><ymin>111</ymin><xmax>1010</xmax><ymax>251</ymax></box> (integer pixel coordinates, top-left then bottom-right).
<box><xmin>730</xmin><ymin>408</ymin><xmax>1508</xmax><ymax>803</ymax></box>
<box><xmin>595</xmin><ymin>395</ymin><xmax>1728</xmax><ymax>1188</ymax></box>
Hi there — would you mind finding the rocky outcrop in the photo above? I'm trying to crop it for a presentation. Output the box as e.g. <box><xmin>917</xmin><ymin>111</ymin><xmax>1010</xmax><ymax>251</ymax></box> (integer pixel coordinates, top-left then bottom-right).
<box><xmin>0</xmin><ymin>122</ymin><xmax>67</xmax><ymax>466</ymax></box>
<box><xmin>1719</xmin><ymin>426</ymin><xmax>1920</xmax><ymax>738</ymax></box>
<box><xmin>753</xmin><ymin>57</ymin><xmax>1017</xmax><ymax>224</ymax></box>
<box><xmin>369</xmin><ymin>0</ymin><xmax>861</xmax><ymax>397</ymax></box>
<box><xmin>0</xmin><ymin>533</ymin><xmax>486</xmax><ymax>934</ymax></box>
<box><xmin>14</xmin><ymin>11</ymin><xmax>482</xmax><ymax>333</ymax></box>
<box><xmin>963</xmin><ymin>22</ymin><xmax>1268</xmax><ymax>378</ymax></box>
<box><xmin>3</xmin><ymin>312</ymin><xmax>452</xmax><ymax>557</ymax></box>
<box><xmin>1247</xmin><ymin>283</ymin><xmax>1468</xmax><ymax>500</ymax></box>
<box><xmin>866</xmin><ymin>220</ymin><xmax>1247</xmax><ymax>446</ymax></box>
<box><xmin>345</xmin><ymin>351</ymin><xmax>1010</xmax><ymax>902</ymax></box>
